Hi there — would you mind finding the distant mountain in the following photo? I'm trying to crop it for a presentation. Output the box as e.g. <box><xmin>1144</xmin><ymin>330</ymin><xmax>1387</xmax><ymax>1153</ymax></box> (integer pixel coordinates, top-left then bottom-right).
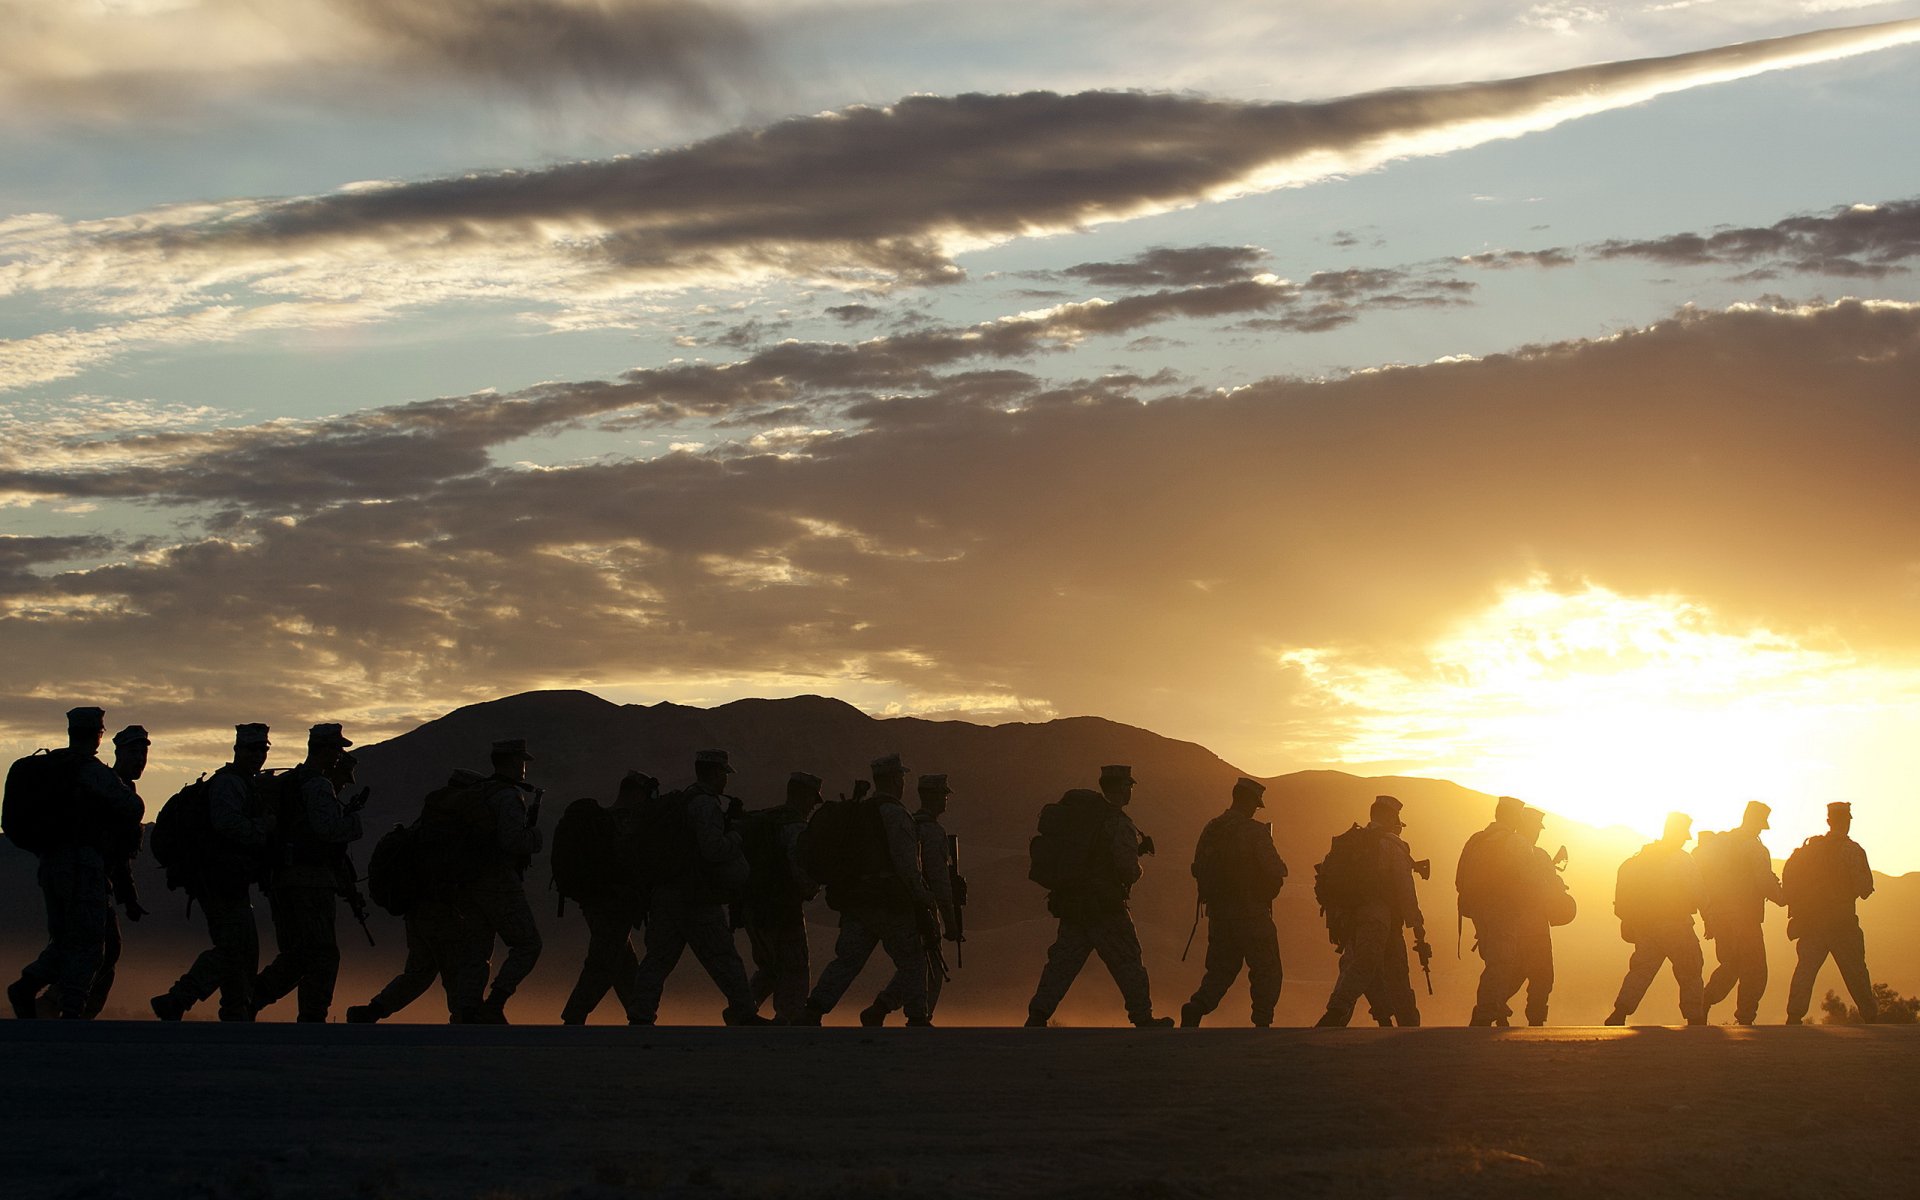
<box><xmin>4</xmin><ymin>690</ymin><xmax>1912</xmax><ymax>1025</ymax></box>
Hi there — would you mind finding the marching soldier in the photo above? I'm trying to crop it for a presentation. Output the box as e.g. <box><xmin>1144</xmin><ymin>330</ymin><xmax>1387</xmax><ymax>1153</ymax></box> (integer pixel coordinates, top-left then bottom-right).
<box><xmin>628</xmin><ymin>750</ymin><xmax>766</xmax><ymax>1026</ymax></box>
<box><xmin>864</xmin><ymin>772</ymin><xmax>962</xmax><ymax>1025</ymax></box>
<box><xmin>1511</xmin><ymin>805</ymin><xmax>1574</xmax><ymax>1026</ymax></box>
<box><xmin>559</xmin><ymin>771</ymin><xmax>655</xmax><ymax>1025</ymax></box>
<box><xmin>1784</xmin><ymin>802</ymin><xmax>1877</xmax><ymax>1025</ymax></box>
<box><xmin>1181</xmin><ymin>777</ymin><xmax>1287</xmax><ymax>1028</ymax></box>
<box><xmin>1316</xmin><ymin>795</ymin><xmax>1428</xmax><ymax>1027</ymax></box>
<box><xmin>152</xmin><ymin>723</ymin><xmax>277</xmax><ymax>1022</ymax></box>
<box><xmin>252</xmin><ymin>724</ymin><xmax>362</xmax><ymax>1021</ymax></box>
<box><xmin>86</xmin><ymin>725</ymin><xmax>153</xmax><ymax>1017</ymax></box>
<box><xmin>1605</xmin><ymin>812</ymin><xmax>1706</xmax><ymax>1026</ymax></box>
<box><xmin>740</xmin><ymin>772</ymin><xmax>823</xmax><ymax>1023</ymax></box>
<box><xmin>1699</xmin><ymin>801</ymin><xmax>1785</xmax><ymax>1025</ymax></box>
<box><xmin>1024</xmin><ymin>765</ymin><xmax>1175</xmax><ymax>1028</ymax></box>
<box><xmin>799</xmin><ymin>754</ymin><xmax>937</xmax><ymax>1026</ymax></box>
<box><xmin>7</xmin><ymin>707</ymin><xmax>145</xmax><ymax>1020</ymax></box>
<box><xmin>468</xmin><ymin>738</ymin><xmax>544</xmax><ymax>1024</ymax></box>
<box><xmin>1456</xmin><ymin>795</ymin><xmax>1534</xmax><ymax>1026</ymax></box>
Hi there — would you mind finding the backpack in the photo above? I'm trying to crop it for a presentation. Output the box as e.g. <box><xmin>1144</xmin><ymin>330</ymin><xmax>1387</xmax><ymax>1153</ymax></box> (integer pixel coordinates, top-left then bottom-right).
<box><xmin>1781</xmin><ymin>836</ymin><xmax>1841</xmax><ymax>913</ymax></box>
<box><xmin>1454</xmin><ymin>825</ymin><xmax>1517</xmax><ymax>922</ymax></box>
<box><xmin>366</xmin><ymin>823</ymin><xmax>423</xmax><ymax>916</ymax></box>
<box><xmin>739</xmin><ymin>805</ymin><xmax>810</xmax><ymax>910</ymax></box>
<box><xmin>550</xmin><ymin>797</ymin><xmax>627</xmax><ymax>908</ymax></box>
<box><xmin>634</xmin><ymin>788</ymin><xmax>700</xmax><ymax>888</ymax></box>
<box><xmin>800</xmin><ymin>797</ymin><xmax>892</xmax><ymax>906</ymax></box>
<box><xmin>270</xmin><ymin>767</ymin><xmax>332</xmax><ymax>869</ymax></box>
<box><xmin>149</xmin><ymin>775</ymin><xmax>215</xmax><ymax>892</ymax></box>
<box><xmin>1613</xmin><ymin>844</ymin><xmax>1678</xmax><ymax>936</ymax></box>
<box><xmin>2</xmin><ymin>748</ymin><xmax>80</xmax><ymax>853</ymax></box>
<box><xmin>1192</xmin><ymin>817</ymin><xmax>1284</xmax><ymax>907</ymax></box>
<box><xmin>1313</xmin><ymin>824</ymin><xmax>1384</xmax><ymax>927</ymax></box>
<box><xmin>1027</xmin><ymin>790</ymin><xmax>1110</xmax><ymax>893</ymax></box>
<box><xmin>411</xmin><ymin>774</ymin><xmax>498</xmax><ymax>894</ymax></box>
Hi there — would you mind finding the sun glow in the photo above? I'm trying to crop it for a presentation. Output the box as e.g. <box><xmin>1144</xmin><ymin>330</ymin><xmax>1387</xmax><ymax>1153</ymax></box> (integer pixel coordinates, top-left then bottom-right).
<box><xmin>1285</xmin><ymin>581</ymin><xmax>1920</xmax><ymax>857</ymax></box>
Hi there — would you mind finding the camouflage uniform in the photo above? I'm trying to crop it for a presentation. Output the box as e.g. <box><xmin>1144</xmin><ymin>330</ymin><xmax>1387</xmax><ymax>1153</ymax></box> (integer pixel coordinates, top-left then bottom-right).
<box><xmin>1783</xmin><ymin>831</ymin><xmax>1876</xmax><ymax>1024</ymax></box>
<box><xmin>360</xmin><ymin>898</ymin><xmax>490</xmax><ymax>1021</ymax></box>
<box><xmin>16</xmin><ymin>751</ymin><xmax>140</xmax><ymax>1018</ymax></box>
<box><xmin>871</xmin><ymin>808</ymin><xmax>957</xmax><ymax>1019</ymax></box>
<box><xmin>1609</xmin><ymin>841</ymin><xmax>1706</xmax><ymax>1023</ymax></box>
<box><xmin>808</xmin><ymin>794</ymin><xmax>936</xmax><ymax>1022</ymax></box>
<box><xmin>163</xmin><ymin>765</ymin><xmax>274</xmax><ymax>1020</ymax></box>
<box><xmin>1512</xmin><ymin>845</ymin><xmax>1572</xmax><ymax>1026</ymax></box>
<box><xmin>629</xmin><ymin>786</ymin><xmax>757</xmax><ymax>1022</ymax></box>
<box><xmin>1459</xmin><ymin>819</ymin><xmax>1534</xmax><ymax>1026</ymax></box>
<box><xmin>744</xmin><ymin>808</ymin><xmax>815</xmax><ymax>1022</ymax></box>
<box><xmin>255</xmin><ymin>763</ymin><xmax>363</xmax><ymax>1021</ymax></box>
<box><xmin>1700</xmin><ymin>825</ymin><xmax>1785</xmax><ymax>1025</ymax></box>
<box><xmin>1183</xmin><ymin>805</ymin><xmax>1288</xmax><ymax>1027</ymax></box>
<box><xmin>560</xmin><ymin>785</ymin><xmax>649</xmax><ymax>1024</ymax></box>
<box><xmin>470</xmin><ymin>775</ymin><xmax>544</xmax><ymax>1012</ymax></box>
<box><xmin>1027</xmin><ymin>803</ymin><xmax>1159</xmax><ymax>1026</ymax></box>
<box><xmin>1318</xmin><ymin>823</ymin><xmax>1424</xmax><ymax>1027</ymax></box>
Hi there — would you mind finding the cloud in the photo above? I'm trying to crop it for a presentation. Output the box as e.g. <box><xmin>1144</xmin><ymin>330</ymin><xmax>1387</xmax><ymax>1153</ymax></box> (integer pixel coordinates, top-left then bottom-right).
<box><xmin>1056</xmin><ymin>245</ymin><xmax>1271</xmax><ymax>290</ymax></box>
<box><xmin>4</xmin><ymin>298</ymin><xmax>1920</xmax><ymax>767</ymax></box>
<box><xmin>0</xmin><ymin>0</ymin><xmax>763</xmax><ymax>124</ymax></box>
<box><xmin>1595</xmin><ymin>199</ymin><xmax>1920</xmax><ymax>277</ymax></box>
<box><xmin>8</xmin><ymin>16</ymin><xmax>1915</xmax><ymax>362</ymax></box>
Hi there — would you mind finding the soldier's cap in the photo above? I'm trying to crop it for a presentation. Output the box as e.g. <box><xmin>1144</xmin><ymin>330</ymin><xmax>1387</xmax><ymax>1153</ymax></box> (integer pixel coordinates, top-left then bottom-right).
<box><xmin>66</xmin><ymin>705</ymin><xmax>107</xmax><ymax>729</ymax></box>
<box><xmin>112</xmin><ymin>724</ymin><xmax>150</xmax><ymax>747</ymax></box>
<box><xmin>234</xmin><ymin>723</ymin><xmax>271</xmax><ymax>749</ymax></box>
<box><xmin>1494</xmin><ymin>795</ymin><xmax>1525</xmax><ymax>823</ymax></box>
<box><xmin>1233</xmin><ymin>777</ymin><xmax>1266</xmax><ymax>807</ymax></box>
<box><xmin>619</xmin><ymin>770</ymin><xmax>658</xmax><ymax>798</ymax></box>
<box><xmin>490</xmin><ymin>738</ymin><xmax>533</xmax><ymax>761</ymax></box>
<box><xmin>1517</xmin><ymin>805</ymin><xmax>1546</xmax><ymax>830</ymax></box>
<box><xmin>788</xmin><ymin>771</ymin><xmax>823</xmax><ymax>790</ymax></box>
<box><xmin>1663</xmin><ymin>811</ymin><xmax>1693</xmax><ymax>839</ymax></box>
<box><xmin>870</xmin><ymin>752</ymin><xmax>907</xmax><ymax>775</ymax></box>
<box><xmin>1828</xmin><ymin>801</ymin><xmax>1852</xmax><ymax>819</ymax></box>
<box><xmin>1100</xmin><ymin>764</ymin><xmax>1135</xmax><ymax>785</ymax></box>
<box><xmin>1742</xmin><ymin>799</ymin><xmax>1772</xmax><ymax>829</ymax></box>
<box><xmin>1371</xmin><ymin>794</ymin><xmax>1404</xmax><ymax>824</ymax></box>
<box><xmin>918</xmin><ymin>773</ymin><xmax>952</xmax><ymax>796</ymax></box>
<box><xmin>307</xmin><ymin>722</ymin><xmax>352</xmax><ymax>747</ymax></box>
<box><xmin>694</xmin><ymin>748</ymin><xmax>733</xmax><ymax>773</ymax></box>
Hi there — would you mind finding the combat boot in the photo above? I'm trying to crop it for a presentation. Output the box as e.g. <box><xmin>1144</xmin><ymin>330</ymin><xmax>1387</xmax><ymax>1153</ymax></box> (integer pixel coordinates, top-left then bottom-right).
<box><xmin>6</xmin><ymin>977</ymin><xmax>38</xmax><ymax>1019</ymax></box>
<box><xmin>150</xmin><ymin>992</ymin><xmax>187</xmax><ymax>1022</ymax></box>
<box><xmin>1132</xmin><ymin>1015</ymin><xmax>1175</xmax><ymax>1028</ymax></box>
<box><xmin>858</xmin><ymin>1002</ymin><xmax>887</xmax><ymax>1028</ymax></box>
<box><xmin>1178</xmin><ymin>1003</ymin><xmax>1201</xmax><ymax>1028</ymax></box>
<box><xmin>470</xmin><ymin>998</ymin><xmax>509</xmax><ymax>1025</ymax></box>
<box><xmin>345</xmin><ymin>1004</ymin><xmax>382</xmax><ymax>1024</ymax></box>
<box><xmin>1603</xmin><ymin>1009</ymin><xmax>1627</xmax><ymax>1026</ymax></box>
<box><xmin>723</xmin><ymin>1006</ymin><xmax>774</xmax><ymax>1026</ymax></box>
<box><xmin>905</xmin><ymin>1015</ymin><xmax>933</xmax><ymax>1027</ymax></box>
<box><xmin>789</xmin><ymin>1005</ymin><xmax>825</xmax><ymax>1026</ymax></box>
<box><xmin>1023</xmin><ymin>1008</ymin><xmax>1049</xmax><ymax>1027</ymax></box>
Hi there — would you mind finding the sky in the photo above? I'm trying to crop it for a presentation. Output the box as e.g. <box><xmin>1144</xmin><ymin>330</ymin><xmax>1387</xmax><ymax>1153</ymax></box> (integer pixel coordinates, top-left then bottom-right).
<box><xmin>4</xmin><ymin>0</ymin><xmax>1920</xmax><ymax>862</ymax></box>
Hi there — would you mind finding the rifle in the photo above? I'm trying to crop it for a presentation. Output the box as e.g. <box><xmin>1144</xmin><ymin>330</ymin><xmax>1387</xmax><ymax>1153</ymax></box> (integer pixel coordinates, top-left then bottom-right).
<box><xmin>918</xmin><ymin>905</ymin><xmax>951</xmax><ymax>984</ymax></box>
<box><xmin>336</xmin><ymin>851</ymin><xmax>376</xmax><ymax>947</ymax></box>
<box><xmin>1552</xmin><ymin>845</ymin><xmax>1569</xmax><ymax>872</ymax></box>
<box><xmin>946</xmin><ymin>833</ymin><xmax>967</xmax><ymax>969</ymax></box>
<box><xmin>1180</xmin><ymin>890</ymin><xmax>1202</xmax><ymax>962</ymax></box>
<box><xmin>1414</xmin><ymin>936</ymin><xmax>1434</xmax><ymax>994</ymax></box>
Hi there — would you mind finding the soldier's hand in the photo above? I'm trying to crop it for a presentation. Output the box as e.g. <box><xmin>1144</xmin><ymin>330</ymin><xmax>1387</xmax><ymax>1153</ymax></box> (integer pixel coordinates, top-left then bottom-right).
<box><xmin>1137</xmin><ymin>834</ymin><xmax>1156</xmax><ymax>856</ymax></box>
<box><xmin>345</xmin><ymin>786</ymin><xmax>371</xmax><ymax>813</ymax></box>
<box><xmin>852</xmin><ymin>780</ymin><xmax>871</xmax><ymax>801</ymax></box>
<box><xmin>125</xmin><ymin>900</ymin><xmax>149</xmax><ymax>922</ymax></box>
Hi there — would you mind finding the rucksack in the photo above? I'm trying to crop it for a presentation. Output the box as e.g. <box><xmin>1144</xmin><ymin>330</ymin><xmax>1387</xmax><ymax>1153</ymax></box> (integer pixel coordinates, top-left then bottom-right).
<box><xmin>1613</xmin><ymin>844</ymin><xmax>1683</xmax><ymax>934</ymax></box>
<box><xmin>2</xmin><ymin>748</ymin><xmax>80</xmax><ymax>853</ymax></box>
<box><xmin>1454</xmin><ymin>825</ymin><xmax>1518</xmax><ymax>922</ymax></box>
<box><xmin>1313</xmin><ymin>824</ymin><xmax>1384</xmax><ymax>923</ymax></box>
<box><xmin>800</xmin><ymin>797</ymin><xmax>890</xmax><ymax>896</ymax></box>
<box><xmin>550</xmin><ymin>797</ymin><xmax>627</xmax><ymax>908</ymax></box>
<box><xmin>366</xmin><ymin>823</ymin><xmax>422</xmax><ymax>916</ymax></box>
<box><xmin>149</xmin><ymin>775</ymin><xmax>215</xmax><ymax>892</ymax></box>
<box><xmin>1027</xmin><ymin>790</ymin><xmax>1110</xmax><ymax>893</ymax></box>
<box><xmin>269</xmin><ymin>767</ymin><xmax>332</xmax><ymax>869</ymax></box>
<box><xmin>634</xmin><ymin>788</ymin><xmax>700</xmax><ymax>887</ymax></box>
<box><xmin>1781</xmin><ymin>836</ymin><xmax>1841</xmax><ymax>913</ymax></box>
<box><xmin>738</xmin><ymin>805</ymin><xmax>809</xmax><ymax>909</ymax></box>
<box><xmin>1192</xmin><ymin>817</ymin><xmax>1284</xmax><ymax>907</ymax></box>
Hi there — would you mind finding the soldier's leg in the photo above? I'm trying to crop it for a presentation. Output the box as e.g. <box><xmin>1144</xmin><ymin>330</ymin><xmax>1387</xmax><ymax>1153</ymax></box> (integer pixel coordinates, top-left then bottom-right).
<box><xmin>291</xmin><ymin>889</ymin><xmax>341</xmax><ymax>1022</ymax></box>
<box><xmin>1728</xmin><ymin>925</ymin><xmax>1767</xmax><ymax>1025</ymax></box>
<box><xmin>629</xmin><ymin>890</ymin><xmax>692</xmax><ymax>1023</ymax></box>
<box><xmin>365</xmin><ymin>912</ymin><xmax>440</xmax><ymax>1018</ymax></box>
<box><xmin>1669</xmin><ymin>932</ymin><xmax>1706</xmax><ymax>1023</ymax></box>
<box><xmin>562</xmin><ymin>902</ymin><xmax>628</xmax><ymax>1023</ymax></box>
<box><xmin>477</xmin><ymin>886</ymin><xmax>543</xmax><ymax>1006</ymax></box>
<box><xmin>1470</xmin><ymin>920</ymin><xmax>1523</xmax><ymax>1025</ymax></box>
<box><xmin>1089</xmin><ymin>911</ymin><xmax>1157</xmax><ymax>1025</ymax></box>
<box><xmin>1318</xmin><ymin>918</ymin><xmax>1385</xmax><ymax>1026</ymax></box>
<box><xmin>807</xmin><ymin>911</ymin><xmax>881</xmax><ymax>1016</ymax></box>
<box><xmin>1831</xmin><ymin>921</ymin><xmax>1876</xmax><ymax>1022</ymax></box>
<box><xmin>682</xmin><ymin>901</ymin><xmax>757</xmax><ymax>1016</ymax></box>
<box><xmin>1244</xmin><ymin>915</ymin><xmax>1283</xmax><ymax>1027</ymax></box>
<box><xmin>181</xmin><ymin>888</ymin><xmax>259</xmax><ymax>1022</ymax></box>
<box><xmin>15</xmin><ymin>855</ymin><xmax>70</xmax><ymax>1006</ymax></box>
<box><xmin>1026</xmin><ymin>918</ymin><xmax>1095</xmax><ymax>1023</ymax></box>
<box><xmin>1524</xmin><ymin>930</ymin><xmax>1554</xmax><ymax>1026</ymax></box>
<box><xmin>925</xmin><ymin>952</ymin><xmax>945</xmax><ymax>1017</ymax></box>
<box><xmin>745</xmin><ymin>919</ymin><xmax>779</xmax><ymax>1010</ymax></box>
<box><xmin>1184</xmin><ymin>917</ymin><xmax>1247</xmax><ymax>1023</ymax></box>
<box><xmin>862</xmin><ymin>909</ymin><xmax>930</xmax><ymax>1022</ymax></box>
<box><xmin>1381</xmin><ymin>929</ymin><xmax>1418</xmax><ymax>1026</ymax></box>
<box><xmin>46</xmin><ymin>851</ymin><xmax>111</xmax><ymax>1018</ymax></box>
<box><xmin>252</xmin><ymin>887</ymin><xmax>303</xmax><ymax>1010</ymax></box>
<box><xmin>1702</xmin><ymin>933</ymin><xmax>1740</xmax><ymax>1011</ymax></box>
<box><xmin>436</xmin><ymin>901</ymin><xmax>493</xmax><ymax>1019</ymax></box>
<box><xmin>767</xmin><ymin>912</ymin><xmax>811</xmax><ymax>1022</ymax></box>
<box><xmin>1610</xmin><ymin>940</ymin><xmax>1665</xmax><ymax>1019</ymax></box>
<box><xmin>1782</xmin><ymin>933</ymin><xmax>1828</xmax><ymax>1024</ymax></box>
<box><xmin>84</xmin><ymin>904</ymin><xmax>122</xmax><ymax>1018</ymax></box>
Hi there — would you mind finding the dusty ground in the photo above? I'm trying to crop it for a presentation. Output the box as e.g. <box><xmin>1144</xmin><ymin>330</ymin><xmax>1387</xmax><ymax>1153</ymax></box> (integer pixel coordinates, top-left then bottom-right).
<box><xmin>3</xmin><ymin>1023</ymin><xmax>1915</xmax><ymax>1200</ymax></box>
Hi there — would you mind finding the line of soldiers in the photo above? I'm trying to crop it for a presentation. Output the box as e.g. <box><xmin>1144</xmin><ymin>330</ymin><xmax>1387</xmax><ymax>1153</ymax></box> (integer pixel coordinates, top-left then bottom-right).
<box><xmin>2</xmin><ymin>707</ymin><xmax>1884</xmax><ymax>1026</ymax></box>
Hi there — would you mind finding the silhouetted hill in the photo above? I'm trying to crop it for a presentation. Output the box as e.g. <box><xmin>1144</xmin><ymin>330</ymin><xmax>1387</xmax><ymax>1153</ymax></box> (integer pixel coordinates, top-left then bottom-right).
<box><xmin>3</xmin><ymin>690</ymin><xmax>1912</xmax><ymax>1025</ymax></box>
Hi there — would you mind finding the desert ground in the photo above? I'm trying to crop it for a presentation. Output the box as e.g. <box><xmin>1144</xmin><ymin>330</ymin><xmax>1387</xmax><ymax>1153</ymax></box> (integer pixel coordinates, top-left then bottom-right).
<box><xmin>4</xmin><ymin>1022</ymin><xmax>1915</xmax><ymax>1200</ymax></box>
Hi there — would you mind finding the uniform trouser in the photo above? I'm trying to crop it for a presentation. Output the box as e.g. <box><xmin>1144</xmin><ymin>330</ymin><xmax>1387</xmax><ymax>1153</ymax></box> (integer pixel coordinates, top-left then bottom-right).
<box><xmin>254</xmin><ymin>886</ymin><xmax>341</xmax><ymax>1021</ymax></box>
<box><xmin>1186</xmin><ymin>912</ymin><xmax>1283</xmax><ymax>1025</ymax></box>
<box><xmin>745</xmin><ymin>906</ymin><xmax>811</xmax><ymax>1021</ymax></box>
<box><xmin>1613</xmin><ymin>927</ymin><xmax>1705</xmax><ymax>1021</ymax></box>
<box><xmin>469</xmin><ymin>882</ymin><xmax>543</xmax><ymax>1004</ymax></box>
<box><xmin>1785</xmin><ymin>919</ymin><xmax>1874</xmax><ymax>1023</ymax></box>
<box><xmin>20</xmin><ymin>847</ymin><xmax>112</xmax><ymax>1017</ymax></box>
<box><xmin>1703</xmin><ymin>922</ymin><xmax>1768</xmax><ymax>1023</ymax></box>
<box><xmin>1470</xmin><ymin>917</ymin><xmax>1526</xmax><ymax>1025</ymax></box>
<box><xmin>169</xmin><ymin>886</ymin><xmax>260</xmax><ymax>1021</ymax></box>
<box><xmin>872</xmin><ymin>938</ymin><xmax>946</xmax><ymax>1017</ymax></box>
<box><xmin>810</xmin><ymin>907</ymin><xmax>929</xmax><ymax>1020</ymax></box>
<box><xmin>631</xmin><ymin>887</ymin><xmax>755</xmax><ymax>1021</ymax></box>
<box><xmin>1027</xmin><ymin>908</ymin><xmax>1155</xmax><ymax>1024</ymax></box>
<box><xmin>84</xmin><ymin>906</ymin><xmax>123</xmax><ymax>1019</ymax></box>
<box><xmin>1321</xmin><ymin>914</ymin><xmax>1417</xmax><ymax>1026</ymax></box>
<box><xmin>1515</xmin><ymin>923</ymin><xmax>1555</xmax><ymax>1026</ymax></box>
<box><xmin>561</xmin><ymin>902</ymin><xmax>642</xmax><ymax>1023</ymax></box>
<box><xmin>368</xmin><ymin>898</ymin><xmax>488</xmax><ymax>1019</ymax></box>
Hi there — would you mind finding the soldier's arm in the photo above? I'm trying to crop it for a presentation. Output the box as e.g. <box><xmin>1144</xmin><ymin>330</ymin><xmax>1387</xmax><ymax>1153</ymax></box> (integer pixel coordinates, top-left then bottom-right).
<box><xmin>1756</xmin><ymin>843</ymin><xmax>1786</xmax><ymax>906</ymax></box>
<box><xmin>208</xmin><ymin>774</ymin><xmax>271</xmax><ymax>845</ymax></box>
<box><xmin>781</xmin><ymin>821</ymin><xmax>815</xmax><ymax>888</ymax></box>
<box><xmin>690</xmin><ymin>794</ymin><xmax>744</xmax><ymax>866</ymax></box>
<box><xmin>1397</xmin><ymin>845</ymin><xmax>1426</xmax><ymax>933</ymax></box>
<box><xmin>881</xmin><ymin>804</ymin><xmax>935</xmax><ymax>906</ymax></box>
<box><xmin>1255</xmin><ymin>825</ymin><xmax>1288</xmax><ymax>891</ymax></box>
<box><xmin>1108</xmin><ymin>816</ymin><xmax>1143</xmax><ymax>887</ymax></box>
<box><xmin>302</xmin><ymin>775</ymin><xmax>363</xmax><ymax>846</ymax></box>
<box><xmin>493</xmin><ymin>786</ymin><xmax>542</xmax><ymax>856</ymax></box>
<box><xmin>921</xmin><ymin>823</ymin><xmax>957</xmax><ymax>919</ymax></box>
<box><xmin>1852</xmin><ymin>844</ymin><xmax>1875</xmax><ymax>900</ymax></box>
